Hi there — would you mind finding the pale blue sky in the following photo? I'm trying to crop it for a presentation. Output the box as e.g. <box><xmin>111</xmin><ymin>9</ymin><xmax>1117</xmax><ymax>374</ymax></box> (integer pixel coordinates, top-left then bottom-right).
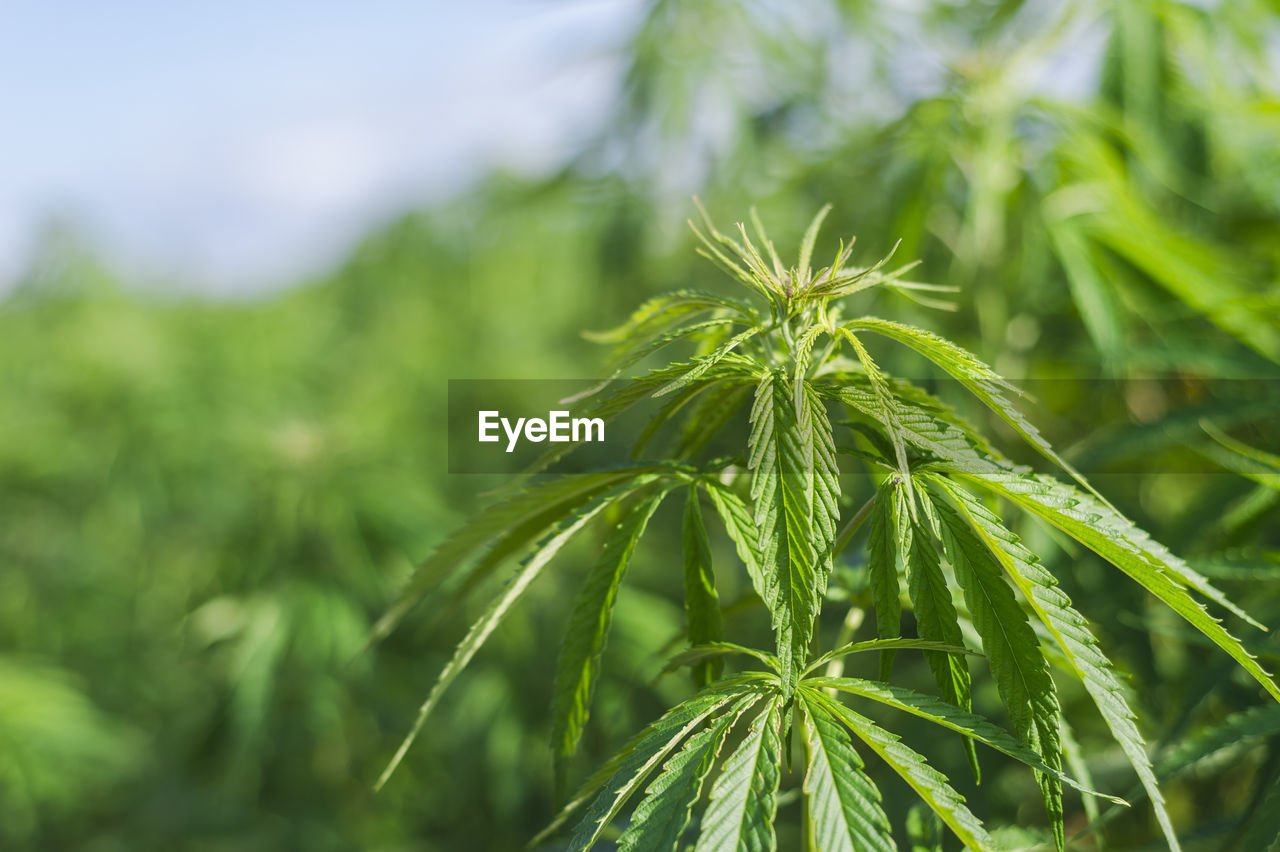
<box><xmin>0</xmin><ymin>1</ymin><xmax>638</xmax><ymax>293</ymax></box>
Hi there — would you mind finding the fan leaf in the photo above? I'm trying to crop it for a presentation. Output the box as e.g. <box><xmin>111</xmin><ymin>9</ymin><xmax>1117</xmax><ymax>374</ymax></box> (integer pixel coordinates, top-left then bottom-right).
<box><xmin>691</xmin><ymin>695</ymin><xmax>783</xmax><ymax>852</ymax></box>
<box><xmin>682</xmin><ymin>485</ymin><xmax>725</xmax><ymax>687</ymax></box>
<box><xmin>552</xmin><ymin>487</ymin><xmax>675</xmax><ymax>788</ymax></box>
<box><xmin>806</xmin><ymin>688</ymin><xmax>996</xmax><ymax>852</ymax></box>
<box><xmin>924</xmin><ymin>480</ymin><xmax>1065</xmax><ymax>850</ymax></box>
<box><xmin>924</xmin><ymin>475</ymin><xmax>1183</xmax><ymax>851</ymax></box>
<box><xmin>799</xmin><ymin>689</ymin><xmax>896</xmax><ymax>852</ymax></box>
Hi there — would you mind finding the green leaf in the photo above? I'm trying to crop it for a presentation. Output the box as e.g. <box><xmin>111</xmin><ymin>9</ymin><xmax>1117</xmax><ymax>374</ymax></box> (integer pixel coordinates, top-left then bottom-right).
<box><xmin>692</xmin><ymin>696</ymin><xmax>783</xmax><ymax>852</ymax></box>
<box><xmin>804</xmin><ymin>241</ymin><xmax>901</xmax><ymax>299</ymax></box>
<box><xmin>748</xmin><ymin>371</ymin><xmax>832</xmax><ymax>692</ymax></box>
<box><xmin>655</xmin><ymin>326</ymin><xmax>765</xmax><ymax>397</ymax></box>
<box><xmin>1200</xmin><ymin>419</ymin><xmax>1280</xmax><ymax>491</ymax></box>
<box><xmin>1242</xmin><ymin>778</ymin><xmax>1280</xmax><ymax>851</ymax></box>
<box><xmin>839</xmin><ymin>328</ymin><xmax>912</xmax><ymax>500</ymax></box>
<box><xmin>584</xmin><ymin>289</ymin><xmax>760</xmax><ymax>345</ymax></box>
<box><xmin>906</xmin><ymin>802</ymin><xmax>944</xmax><ymax>852</ymax></box>
<box><xmin>676</xmin><ymin>382</ymin><xmax>752</xmax><ymax>460</ymax></box>
<box><xmin>689</xmin><ymin>205</ymin><xmax>777</xmax><ymax>304</ymax></box>
<box><xmin>852</xmin><ymin>388</ymin><xmax>1264</xmax><ymax>637</ymax></box>
<box><xmin>799</xmin><ymin>690</ymin><xmax>895</xmax><ymax>852</ymax></box>
<box><xmin>656</xmin><ymin>642</ymin><xmax>779</xmax><ymax>681</ymax></box>
<box><xmin>749</xmin><ymin>207</ymin><xmax>785</xmax><ymax>281</ymax></box>
<box><xmin>1045</xmin><ymin>219</ymin><xmax>1124</xmax><ymax>362</ymax></box>
<box><xmin>375</xmin><ymin>479</ymin><xmax>645</xmax><ymax>791</ymax></box>
<box><xmin>553</xmin><ymin>680</ymin><xmax>766</xmax><ymax>851</ymax></box>
<box><xmin>801</xmin><ymin>380</ymin><xmax>842</xmax><ymax>570</ymax></box>
<box><xmin>925</xmin><ymin>476</ymin><xmax>1182</xmax><ymax>851</ymax></box>
<box><xmin>902</xmin><ymin>487</ymin><xmax>979</xmax><ymax>778</ymax></box>
<box><xmin>552</xmin><ymin>488</ymin><xmax>673</xmax><ymax>789</ymax></box>
<box><xmin>598</xmin><ymin>318</ymin><xmax>749</xmax><ymax>386</ymax></box>
<box><xmin>683</xmin><ymin>486</ymin><xmax>725</xmax><ymax>687</ymax></box>
<box><xmin>791</xmin><ymin>323</ymin><xmax>829</xmax><ymax>400</ymax></box>
<box><xmin>806</xmin><ymin>688</ymin><xmax>996</xmax><ymax>852</ymax></box>
<box><xmin>797</xmin><ymin>203</ymin><xmax>833</xmax><ymax>282</ymax></box>
<box><xmin>367</xmin><ymin>466</ymin><xmax>672</xmax><ymax>646</ymax></box>
<box><xmin>1086</xmin><ymin>703</ymin><xmax>1280</xmax><ymax>839</ymax></box>
<box><xmin>804</xmin><ymin>638</ymin><xmax>979</xmax><ymax>677</ymax></box>
<box><xmin>808</xmin><ymin>677</ymin><xmax>1124</xmax><ymax>804</ymax></box>
<box><xmin>842</xmin><ymin>316</ymin><xmax>1101</xmax><ymax>502</ymax></box>
<box><xmin>924</xmin><ymin>480</ymin><xmax>1065</xmax><ymax>850</ymax></box>
<box><xmin>865</xmin><ymin>478</ymin><xmax>904</xmax><ymax>680</ymax></box>
<box><xmin>700</xmin><ymin>478</ymin><xmax>770</xmax><ymax>607</ymax></box>
<box><xmin>533</xmin><ymin>359</ymin><xmax>754</xmax><ymax>473</ymax></box>
<box><xmin>1158</xmin><ymin>704</ymin><xmax>1280</xmax><ymax>779</ymax></box>
<box><xmin>948</xmin><ymin>466</ymin><xmax>1279</xmax><ymax>702</ymax></box>
<box><xmin>617</xmin><ymin>693</ymin><xmax>759</xmax><ymax>852</ymax></box>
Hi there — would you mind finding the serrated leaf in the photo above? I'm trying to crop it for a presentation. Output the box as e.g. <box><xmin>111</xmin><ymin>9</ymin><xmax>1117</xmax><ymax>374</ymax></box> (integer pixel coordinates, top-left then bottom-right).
<box><xmin>924</xmin><ymin>475</ymin><xmax>1182</xmax><ymax>851</ymax></box>
<box><xmin>806</xmin><ymin>688</ymin><xmax>996</xmax><ymax>852</ymax></box>
<box><xmin>617</xmin><ymin>692</ymin><xmax>759</xmax><ymax>852</ymax></box>
<box><xmin>797</xmin><ymin>203</ymin><xmax>833</xmax><ymax>283</ymax></box>
<box><xmin>553</xmin><ymin>488</ymin><xmax>674</xmax><ymax>788</ymax></box>
<box><xmin>840</xmin><ymin>328</ymin><xmax>913</xmax><ymax>501</ymax></box>
<box><xmin>585</xmin><ymin>289</ymin><xmax>760</xmax><ymax>345</ymax></box>
<box><xmin>901</xmin><ymin>485</ymin><xmax>978</xmax><ymax>778</ymax></box>
<box><xmin>948</xmin><ymin>466</ymin><xmax>1279</xmax><ymax>702</ymax></box>
<box><xmin>924</xmin><ymin>480</ymin><xmax>1065</xmax><ymax>850</ymax></box>
<box><xmin>791</xmin><ymin>323</ymin><xmax>829</xmax><ymax>405</ymax></box>
<box><xmin>843</xmin><ymin>316</ymin><xmax>1102</xmax><ymax>503</ymax></box>
<box><xmin>799</xmin><ymin>690</ymin><xmax>895</xmax><ymax>852</ymax></box>
<box><xmin>376</xmin><ymin>479</ymin><xmax>649</xmax><ymax>791</ymax></box>
<box><xmin>597</xmin><ymin>318</ymin><xmax>748</xmax><ymax>387</ymax></box>
<box><xmin>367</xmin><ymin>466</ymin><xmax>673</xmax><ymax>646</ymax></box>
<box><xmin>683</xmin><ymin>486</ymin><xmax>725</xmax><ymax>687</ymax></box>
<box><xmin>866</xmin><ymin>478</ymin><xmax>904</xmax><ymax>680</ymax></box>
<box><xmin>808</xmin><ymin>676</ymin><xmax>1123</xmax><ymax>804</ymax></box>
<box><xmin>804</xmin><ymin>241</ymin><xmax>901</xmax><ymax>300</ymax></box>
<box><xmin>656</xmin><ymin>642</ymin><xmax>779</xmax><ymax>681</ymax></box>
<box><xmin>801</xmin><ymin>381</ymin><xmax>842</xmax><ymax>573</ymax></box>
<box><xmin>748</xmin><ymin>371</ymin><xmax>828</xmax><ymax>692</ymax></box>
<box><xmin>689</xmin><ymin>207</ymin><xmax>778</xmax><ymax>304</ymax></box>
<box><xmin>676</xmin><ymin>382</ymin><xmax>752</xmax><ymax>460</ymax></box>
<box><xmin>692</xmin><ymin>696</ymin><xmax>783</xmax><ymax>852</ymax></box>
<box><xmin>848</xmin><ymin>388</ymin><xmax>1263</xmax><ymax>634</ymax></box>
<box><xmin>534</xmin><ymin>359</ymin><xmax>755</xmax><ymax>474</ymax></box>
<box><xmin>553</xmin><ymin>680</ymin><xmax>767</xmax><ymax>851</ymax></box>
<box><xmin>700</xmin><ymin>478</ymin><xmax>770</xmax><ymax>606</ymax></box>
<box><xmin>804</xmin><ymin>638</ymin><xmax>979</xmax><ymax>677</ymax></box>
<box><xmin>656</xmin><ymin>326</ymin><xmax>765</xmax><ymax>397</ymax></box>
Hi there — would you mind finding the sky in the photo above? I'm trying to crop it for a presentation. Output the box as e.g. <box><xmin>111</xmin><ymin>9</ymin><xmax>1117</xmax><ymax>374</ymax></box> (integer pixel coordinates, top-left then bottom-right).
<box><xmin>0</xmin><ymin>1</ymin><xmax>638</xmax><ymax>295</ymax></box>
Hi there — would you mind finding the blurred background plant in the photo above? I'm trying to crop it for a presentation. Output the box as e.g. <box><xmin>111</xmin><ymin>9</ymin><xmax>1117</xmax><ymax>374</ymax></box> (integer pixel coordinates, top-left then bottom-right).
<box><xmin>1</xmin><ymin>0</ymin><xmax>1278</xmax><ymax>849</ymax></box>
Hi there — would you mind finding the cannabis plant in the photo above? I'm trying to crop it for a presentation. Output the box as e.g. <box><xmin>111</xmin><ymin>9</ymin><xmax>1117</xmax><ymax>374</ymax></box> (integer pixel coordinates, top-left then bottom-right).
<box><xmin>373</xmin><ymin>205</ymin><xmax>1277</xmax><ymax>850</ymax></box>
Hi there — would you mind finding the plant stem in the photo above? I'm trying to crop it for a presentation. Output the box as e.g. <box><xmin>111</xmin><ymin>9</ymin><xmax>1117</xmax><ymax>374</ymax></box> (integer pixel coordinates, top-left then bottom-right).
<box><xmin>823</xmin><ymin>606</ymin><xmax>866</xmax><ymax>694</ymax></box>
<box><xmin>832</xmin><ymin>492</ymin><xmax>878</xmax><ymax>558</ymax></box>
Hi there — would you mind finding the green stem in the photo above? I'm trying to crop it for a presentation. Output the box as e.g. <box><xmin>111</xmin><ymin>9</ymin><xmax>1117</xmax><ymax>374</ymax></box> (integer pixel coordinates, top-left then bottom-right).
<box><xmin>833</xmin><ymin>492</ymin><xmax>878</xmax><ymax>558</ymax></box>
<box><xmin>822</xmin><ymin>606</ymin><xmax>866</xmax><ymax>694</ymax></box>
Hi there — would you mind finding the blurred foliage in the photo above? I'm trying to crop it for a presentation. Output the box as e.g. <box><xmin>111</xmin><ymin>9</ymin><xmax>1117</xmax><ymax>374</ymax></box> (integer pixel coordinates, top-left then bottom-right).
<box><xmin>2</xmin><ymin>0</ymin><xmax>1279</xmax><ymax>849</ymax></box>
